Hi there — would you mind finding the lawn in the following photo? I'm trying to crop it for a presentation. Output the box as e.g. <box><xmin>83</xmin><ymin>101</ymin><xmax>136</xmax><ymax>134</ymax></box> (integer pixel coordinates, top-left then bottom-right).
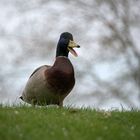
<box><xmin>0</xmin><ymin>106</ymin><xmax>139</xmax><ymax>140</ymax></box>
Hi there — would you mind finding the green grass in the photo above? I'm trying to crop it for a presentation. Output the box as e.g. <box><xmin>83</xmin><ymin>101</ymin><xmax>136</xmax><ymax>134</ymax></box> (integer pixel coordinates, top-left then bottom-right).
<box><xmin>0</xmin><ymin>106</ymin><xmax>140</xmax><ymax>140</ymax></box>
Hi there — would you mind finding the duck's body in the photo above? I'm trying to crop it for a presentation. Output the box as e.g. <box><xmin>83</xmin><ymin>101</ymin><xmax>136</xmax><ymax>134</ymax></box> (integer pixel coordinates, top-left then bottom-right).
<box><xmin>22</xmin><ymin>57</ymin><xmax>75</xmax><ymax>106</ymax></box>
<box><xmin>20</xmin><ymin>32</ymin><xmax>80</xmax><ymax>106</ymax></box>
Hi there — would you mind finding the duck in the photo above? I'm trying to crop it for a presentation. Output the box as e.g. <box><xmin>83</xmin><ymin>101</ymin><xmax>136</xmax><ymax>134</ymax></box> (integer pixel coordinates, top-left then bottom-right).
<box><xmin>20</xmin><ymin>32</ymin><xmax>80</xmax><ymax>106</ymax></box>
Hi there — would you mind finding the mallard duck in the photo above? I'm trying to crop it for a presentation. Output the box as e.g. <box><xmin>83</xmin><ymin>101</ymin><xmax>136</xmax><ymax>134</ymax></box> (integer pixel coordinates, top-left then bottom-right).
<box><xmin>20</xmin><ymin>32</ymin><xmax>80</xmax><ymax>106</ymax></box>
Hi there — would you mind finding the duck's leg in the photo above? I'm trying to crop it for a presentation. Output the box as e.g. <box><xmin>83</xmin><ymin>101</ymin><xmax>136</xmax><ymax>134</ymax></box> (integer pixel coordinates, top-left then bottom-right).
<box><xmin>58</xmin><ymin>101</ymin><xmax>63</xmax><ymax>107</ymax></box>
<box><xmin>31</xmin><ymin>99</ymin><xmax>37</xmax><ymax>107</ymax></box>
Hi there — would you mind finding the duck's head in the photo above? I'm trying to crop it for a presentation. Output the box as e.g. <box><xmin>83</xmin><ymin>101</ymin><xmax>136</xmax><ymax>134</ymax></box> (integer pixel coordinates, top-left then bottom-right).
<box><xmin>56</xmin><ymin>32</ymin><xmax>80</xmax><ymax>57</ymax></box>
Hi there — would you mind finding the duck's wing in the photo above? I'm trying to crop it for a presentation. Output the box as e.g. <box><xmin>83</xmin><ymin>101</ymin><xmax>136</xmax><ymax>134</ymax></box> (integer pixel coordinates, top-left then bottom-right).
<box><xmin>29</xmin><ymin>65</ymin><xmax>50</xmax><ymax>78</ymax></box>
<box><xmin>20</xmin><ymin>65</ymin><xmax>51</xmax><ymax>102</ymax></box>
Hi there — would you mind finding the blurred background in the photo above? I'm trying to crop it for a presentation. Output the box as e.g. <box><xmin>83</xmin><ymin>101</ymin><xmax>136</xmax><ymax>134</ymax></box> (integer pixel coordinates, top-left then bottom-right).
<box><xmin>0</xmin><ymin>0</ymin><xmax>140</xmax><ymax>110</ymax></box>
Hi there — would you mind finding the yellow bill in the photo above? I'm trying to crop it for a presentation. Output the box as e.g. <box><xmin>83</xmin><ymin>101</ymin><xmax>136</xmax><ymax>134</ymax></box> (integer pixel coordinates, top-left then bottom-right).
<box><xmin>68</xmin><ymin>40</ymin><xmax>80</xmax><ymax>57</ymax></box>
